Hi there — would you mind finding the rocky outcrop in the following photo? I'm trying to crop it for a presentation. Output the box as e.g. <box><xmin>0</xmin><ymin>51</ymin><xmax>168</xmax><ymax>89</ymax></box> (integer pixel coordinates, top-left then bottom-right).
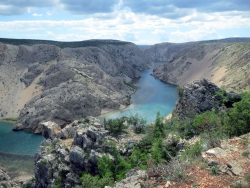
<box><xmin>33</xmin><ymin>117</ymin><xmax>117</xmax><ymax>188</ymax></box>
<box><xmin>0</xmin><ymin>166</ymin><xmax>20</xmax><ymax>188</ymax></box>
<box><xmin>172</xmin><ymin>78</ymin><xmax>221</xmax><ymax>120</ymax></box>
<box><xmin>0</xmin><ymin>40</ymin><xmax>155</xmax><ymax>132</ymax></box>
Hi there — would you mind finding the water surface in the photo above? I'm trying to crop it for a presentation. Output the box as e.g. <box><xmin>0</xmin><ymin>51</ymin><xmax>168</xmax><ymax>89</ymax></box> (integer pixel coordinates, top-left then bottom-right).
<box><xmin>0</xmin><ymin>122</ymin><xmax>44</xmax><ymax>154</ymax></box>
<box><xmin>99</xmin><ymin>63</ymin><xmax>178</xmax><ymax>123</ymax></box>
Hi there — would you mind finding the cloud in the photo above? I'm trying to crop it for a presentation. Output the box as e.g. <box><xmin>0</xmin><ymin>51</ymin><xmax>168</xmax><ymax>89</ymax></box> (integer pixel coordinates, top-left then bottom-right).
<box><xmin>60</xmin><ymin>0</ymin><xmax>119</xmax><ymax>14</ymax></box>
<box><xmin>0</xmin><ymin>0</ymin><xmax>57</xmax><ymax>8</ymax></box>
<box><xmin>0</xmin><ymin>0</ymin><xmax>57</xmax><ymax>16</ymax></box>
<box><xmin>169</xmin><ymin>27</ymin><xmax>219</xmax><ymax>42</ymax></box>
<box><xmin>0</xmin><ymin>4</ymin><xmax>23</xmax><ymax>15</ymax></box>
<box><xmin>122</xmin><ymin>0</ymin><xmax>250</xmax><ymax>19</ymax></box>
<box><xmin>33</xmin><ymin>13</ymin><xmax>43</xmax><ymax>17</ymax></box>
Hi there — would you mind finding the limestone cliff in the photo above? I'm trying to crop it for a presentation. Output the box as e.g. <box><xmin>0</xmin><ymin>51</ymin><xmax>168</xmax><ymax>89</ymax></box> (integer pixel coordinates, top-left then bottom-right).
<box><xmin>149</xmin><ymin>38</ymin><xmax>250</xmax><ymax>93</ymax></box>
<box><xmin>0</xmin><ymin>39</ymin><xmax>154</xmax><ymax>132</ymax></box>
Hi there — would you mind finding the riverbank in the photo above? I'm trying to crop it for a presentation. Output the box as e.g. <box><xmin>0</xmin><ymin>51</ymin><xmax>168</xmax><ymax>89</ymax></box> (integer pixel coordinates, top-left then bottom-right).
<box><xmin>0</xmin><ymin>118</ymin><xmax>17</xmax><ymax>124</ymax></box>
<box><xmin>0</xmin><ymin>152</ymin><xmax>34</xmax><ymax>185</ymax></box>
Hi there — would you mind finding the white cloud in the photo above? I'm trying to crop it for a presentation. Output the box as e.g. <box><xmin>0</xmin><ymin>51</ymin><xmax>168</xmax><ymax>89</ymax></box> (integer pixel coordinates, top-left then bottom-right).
<box><xmin>32</xmin><ymin>13</ymin><xmax>43</xmax><ymax>17</ymax></box>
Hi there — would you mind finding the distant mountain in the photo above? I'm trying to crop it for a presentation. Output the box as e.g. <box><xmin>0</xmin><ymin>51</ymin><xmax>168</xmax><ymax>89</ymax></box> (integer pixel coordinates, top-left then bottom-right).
<box><xmin>0</xmin><ymin>38</ymin><xmax>131</xmax><ymax>48</ymax></box>
<box><xmin>149</xmin><ymin>38</ymin><xmax>250</xmax><ymax>92</ymax></box>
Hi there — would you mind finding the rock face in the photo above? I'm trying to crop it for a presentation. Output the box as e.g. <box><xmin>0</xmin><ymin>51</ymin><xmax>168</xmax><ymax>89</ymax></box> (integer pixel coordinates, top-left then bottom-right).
<box><xmin>151</xmin><ymin>40</ymin><xmax>250</xmax><ymax>92</ymax></box>
<box><xmin>0</xmin><ymin>39</ymin><xmax>154</xmax><ymax>132</ymax></box>
<box><xmin>172</xmin><ymin>78</ymin><xmax>221</xmax><ymax>120</ymax></box>
<box><xmin>141</xmin><ymin>42</ymin><xmax>198</xmax><ymax>62</ymax></box>
<box><xmin>33</xmin><ymin>117</ymin><xmax>118</xmax><ymax>188</ymax></box>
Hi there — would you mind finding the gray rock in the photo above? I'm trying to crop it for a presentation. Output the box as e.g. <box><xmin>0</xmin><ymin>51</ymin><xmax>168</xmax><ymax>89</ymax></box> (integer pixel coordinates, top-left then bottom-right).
<box><xmin>69</xmin><ymin>146</ymin><xmax>86</xmax><ymax>169</ymax></box>
<box><xmin>227</xmin><ymin>160</ymin><xmax>245</xmax><ymax>176</ymax></box>
<box><xmin>206</xmin><ymin>159</ymin><xmax>220</xmax><ymax>166</ymax></box>
<box><xmin>218</xmin><ymin>165</ymin><xmax>229</xmax><ymax>174</ymax></box>
<box><xmin>206</xmin><ymin>147</ymin><xmax>228</xmax><ymax>158</ymax></box>
<box><xmin>176</xmin><ymin>142</ymin><xmax>185</xmax><ymax>150</ymax></box>
<box><xmin>41</xmin><ymin>121</ymin><xmax>61</xmax><ymax>139</ymax></box>
<box><xmin>172</xmin><ymin>78</ymin><xmax>221</xmax><ymax>120</ymax></box>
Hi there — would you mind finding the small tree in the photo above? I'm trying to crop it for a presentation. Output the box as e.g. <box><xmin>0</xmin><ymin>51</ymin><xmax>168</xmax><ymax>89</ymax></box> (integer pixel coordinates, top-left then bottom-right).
<box><xmin>104</xmin><ymin>117</ymin><xmax>128</xmax><ymax>137</ymax></box>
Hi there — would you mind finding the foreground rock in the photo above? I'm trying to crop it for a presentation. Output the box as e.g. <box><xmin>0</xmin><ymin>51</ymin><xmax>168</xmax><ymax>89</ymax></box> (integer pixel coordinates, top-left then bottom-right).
<box><xmin>0</xmin><ymin>39</ymin><xmax>155</xmax><ymax>132</ymax></box>
<box><xmin>32</xmin><ymin>116</ymin><xmax>136</xmax><ymax>188</ymax></box>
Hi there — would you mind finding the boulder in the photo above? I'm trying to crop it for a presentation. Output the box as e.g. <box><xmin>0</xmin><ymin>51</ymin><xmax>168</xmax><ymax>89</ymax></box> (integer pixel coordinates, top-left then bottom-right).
<box><xmin>41</xmin><ymin>121</ymin><xmax>61</xmax><ymax>139</ymax></box>
<box><xmin>227</xmin><ymin>160</ymin><xmax>245</xmax><ymax>176</ymax></box>
<box><xmin>205</xmin><ymin>147</ymin><xmax>228</xmax><ymax>158</ymax></box>
<box><xmin>69</xmin><ymin>146</ymin><xmax>86</xmax><ymax>169</ymax></box>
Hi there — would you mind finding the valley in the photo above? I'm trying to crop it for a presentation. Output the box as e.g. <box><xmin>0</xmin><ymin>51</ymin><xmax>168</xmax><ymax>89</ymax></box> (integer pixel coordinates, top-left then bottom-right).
<box><xmin>1</xmin><ymin>37</ymin><xmax>250</xmax><ymax>188</ymax></box>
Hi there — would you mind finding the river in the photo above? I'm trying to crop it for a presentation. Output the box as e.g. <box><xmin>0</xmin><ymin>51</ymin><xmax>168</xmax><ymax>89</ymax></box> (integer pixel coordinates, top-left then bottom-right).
<box><xmin>99</xmin><ymin>62</ymin><xmax>178</xmax><ymax>123</ymax></box>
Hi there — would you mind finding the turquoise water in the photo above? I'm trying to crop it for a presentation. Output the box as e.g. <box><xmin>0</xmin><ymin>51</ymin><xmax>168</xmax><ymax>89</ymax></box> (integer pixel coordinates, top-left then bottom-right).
<box><xmin>99</xmin><ymin>63</ymin><xmax>178</xmax><ymax>123</ymax></box>
<box><xmin>0</xmin><ymin>122</ymin><xmax>44</xmax><ymax>154</ymax></box>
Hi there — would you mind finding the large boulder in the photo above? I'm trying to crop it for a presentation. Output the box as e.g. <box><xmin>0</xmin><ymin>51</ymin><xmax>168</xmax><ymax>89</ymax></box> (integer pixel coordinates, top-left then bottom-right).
<box><xmin>172</xmin><ymin>78</ymin><xmax>221</xmax><ymax>120</ymax></box>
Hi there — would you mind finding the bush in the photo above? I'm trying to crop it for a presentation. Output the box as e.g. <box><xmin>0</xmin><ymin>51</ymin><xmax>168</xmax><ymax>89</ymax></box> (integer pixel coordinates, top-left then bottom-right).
<box><xmin>244</xmin><ymin>174</ymin><xmax>250</xmax><ymax>182</ymax></box>
<box><xmin>80</xmin><ymin>173</ymin><xmax>113</xmax><ymax>188</ymax></box>
<box><xmin>126</xmin><ymin>114</ymin><xmax>147</xmax><ymax>134</ymax></box>
<box><xmin>153</xmin><ymin>112</ymin><xmax>165</xmax><ymax>138</ymax></box>
<box><xmin>209</xmin><ymin>166</ymin><xmax>219</xmax><ymax>175</ymax></box>
<box><xmin>182</xmin><ymin>141</ymin><xmax>203</xmax><ymax>159</ymax></box>
<box><xmin>227</xmin><ymin>92</ymin><xmax>250</xmax><ymax>136</ymax></box>
<box><xmin>177</xmin><ymin>86</ymin><xmax>185</xmax><ymax>97</ymax></box>
<box><xmin>104</xmin><ymin>117</ymin><xmax>128</xmax><ymax>137</ymax></box>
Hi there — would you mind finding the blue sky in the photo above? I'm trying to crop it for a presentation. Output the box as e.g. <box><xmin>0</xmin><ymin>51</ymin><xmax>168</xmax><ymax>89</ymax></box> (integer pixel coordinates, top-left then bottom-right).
<box><xmin>0</xmin><ymin>0</ymin><xmax>249</xmax><ymax>44</ymax></box>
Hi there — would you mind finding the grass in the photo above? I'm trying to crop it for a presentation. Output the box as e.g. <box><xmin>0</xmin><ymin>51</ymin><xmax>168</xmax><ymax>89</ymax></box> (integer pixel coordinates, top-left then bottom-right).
<box><xmin>241</xmin><ymin>150</ymin><xmax>250</xmax><ymax>157</ymax></box>
<box><xmin>209</xmin><ymin>166</ymin><xmax>220</xmax><ymax>175</ymax></box>
<box><xmin>1</xmin><ymin>117</ymin><xmax>18</xmax><ymax>122</ymax></box>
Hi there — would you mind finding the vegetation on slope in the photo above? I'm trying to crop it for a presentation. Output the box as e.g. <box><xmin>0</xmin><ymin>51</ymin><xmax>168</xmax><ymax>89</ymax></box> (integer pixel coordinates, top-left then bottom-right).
<box><xmin>78</xmin><ymin>91</ymin><xmax>250</xmax><ymax>188</ymax></box>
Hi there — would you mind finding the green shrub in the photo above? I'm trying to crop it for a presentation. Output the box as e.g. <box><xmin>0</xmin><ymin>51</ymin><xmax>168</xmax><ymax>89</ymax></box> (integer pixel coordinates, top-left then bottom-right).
<box><xmin>182</xmin><ymin>141</ymin><xmax>203</xmax><ymax>159</ymax></box>
<box><xmin>209</xmin><ymin>166</ymin><xmax>219</xmax><ymax>175</ymax></box>
<box><xmin>126</xmin><ymin>114</ymin><xmax>147</xmax><ymax>134</ymax></box>
<box><xmin>244</xmin><ymin>174</ymin><xmax>250</xmax><ymax>182</ymax></box>
<box><xmin>227</xmin><ymin>92</ymin><xmax>250</xmax><ymax>136</ymax></box>
<box><xmin>52</xmin><ymin>176</ymin><xmax>62</xmax><ymax>188</ymax></box>
<box><xmin>80</xmin><ymin>173</ymin><xmax>113</xmax><ymax>188</ymax></box>
<box><xmin>241</xmin><ymin>150</ymin><xmax>250</xmax><ymax>157</ymax></box>
<box><xmin>104</xmin><ymin>117</ymin><xmax>128</xmax><ymax>137</ymax></box>
<box><xmin>153</xmin><ymin>112</ymin><xmax>165</xmax><ymax>138</ymax></box>
<box><xmin>177</xmin><ymin>86</ymin><xmax>185</xmax><ymax>97</ymax></box>
<box><xmin>192</xmin><ymin>111</ymin><xmax>222</xmax><ymax>134</ymax></box>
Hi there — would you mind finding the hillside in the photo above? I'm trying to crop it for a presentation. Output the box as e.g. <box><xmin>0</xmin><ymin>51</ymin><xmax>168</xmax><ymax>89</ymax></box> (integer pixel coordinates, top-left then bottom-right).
<box><xmin>150</xmin><ymin>39</ymin><xmax>250</xmax><ymax>92</ymax></box>
<box><xmin>0</xmin><ymin>39</ymin><xmax>154</xmax><ymax>132</ymax></box>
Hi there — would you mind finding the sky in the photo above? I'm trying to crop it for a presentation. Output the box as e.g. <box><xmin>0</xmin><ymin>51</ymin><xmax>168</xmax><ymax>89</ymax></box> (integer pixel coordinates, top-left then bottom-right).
<box><xmin>0</xmin><ymin>0</ymin><xmax>250</xmax><ymax>44</ymax></box>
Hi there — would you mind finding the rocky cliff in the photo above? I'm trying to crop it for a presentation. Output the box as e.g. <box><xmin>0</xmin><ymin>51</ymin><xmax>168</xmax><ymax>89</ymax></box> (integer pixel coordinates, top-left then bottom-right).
<box><xmin>172</xmin><ymin>78</ymin><xmax>222</xmax><ymax>120</ymax></box>
<box><xmin>0</xmin><ymin>39</ymin><xmax>154</xmax><ymax>132</ymax></box>
<box><xmin>149</xmin><ymin>39</ymin><xmax>250</xmax><ymax>93</ymax></box>
<box><xmin>172</xmin><ymin>78</ymin><xmax>241</xmax><ymax>121</ymax></box>
<box><xmin>141</xmin><ymin>41</ymin><xmax>198</xmax><ymax>62</ymax></box>
<box><xmin>26</xmin><ymin>116</ymin><xmax>137</xmax><ymax>188</ymax></box>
